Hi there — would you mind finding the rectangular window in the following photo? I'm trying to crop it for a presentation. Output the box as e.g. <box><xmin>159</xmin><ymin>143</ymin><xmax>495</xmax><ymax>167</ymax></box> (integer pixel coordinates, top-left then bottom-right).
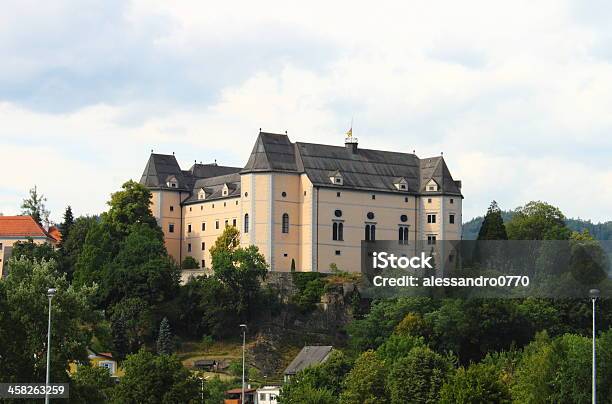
<box><xmin>201</xmin><ymin>242</ymin><xmax>205</xmax><ymax>251</ymax></box>
<box><xmin>188</xmin><ymin>224</ymin><xmax>192</xmax><ymax>233</ymax></box>
<box><xmin>427</xmin><ymin>235</ymin><xmax>437</xmax><ymax>245</ymax></box>
<box><xmin>201</xmin><ymin>260</ymin><xmax>205</xmax><ymax>268</ymax></box>
<box><xmin>187</xmin><ymin>243</ymin><xmax>192</xmax><ymax>252</ymax></box>
<box><xmin>170</xmin><ymin>205</ymin><xmax>174</xmax><ymax>212</ymax></box>
<box><xmin>371</xmin><ymin>194</ymin><xmax>376</xmax><ymax>200</ymax></box>
<box><xmin>427</xmin><ymin>214</ymin><xmax>436</xmax><ymax>224</ymax></box>
<box><xmin>449</xmin><ymin>214</ymin><xmax>455</xmax><ymax>224</ymax></box>
<box><xmin>232</xmin><ymin>218</ymin><xmax>237</xmax><ymax>227</ymax></box>
<box><xmin>450</xmin><ymin>198</ymin><xmax>454</xmax><ymax>204</ymax></box>
<box><xmin>428</xmin><ymin>198</ymin><xmax>432</xmax><ymax>203</ymax></box>
<box><xmin>405</xmin><ymin>197</ymin><xmax>409</xmax><ymax>202</ymax></box>
<box><xmin>215</xmin><ymin>220</ymin><xmax>219</xmax><ymax>229</ymax></box>
<box><xmin>202</xmin><ymin>222</ymin><xmax>206</xmax><ymax>231</ymax></box>
<box><xmin>168</xmin><ymin>223</ymin><xmax>175</xmax><ymax>233</ymax></box>
<box><xmin>337</xmin><ymin>192</ymin><xmax>341</xmax><ymax>197</ymax></box>
<box><xmin>0</xmin><ymin>242</ymin><xmax>3</xmax><ymax>250</ymax></box>
<box><xmin>225</xmin><ymin>219</ymin><xmax>229</xmax><ymax>227</ymax></box>
<box><xmin>335</xmin><ymin>250</ymin><xmax>341</xmax><ymax>256</ymax></box>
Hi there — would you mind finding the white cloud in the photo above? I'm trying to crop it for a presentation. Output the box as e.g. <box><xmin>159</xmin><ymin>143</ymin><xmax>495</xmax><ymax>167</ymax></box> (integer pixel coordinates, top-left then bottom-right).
<box><xmin>1</xmin><ymin>0</ymin><xmax>612</xmax><ymax>223</ymax></box>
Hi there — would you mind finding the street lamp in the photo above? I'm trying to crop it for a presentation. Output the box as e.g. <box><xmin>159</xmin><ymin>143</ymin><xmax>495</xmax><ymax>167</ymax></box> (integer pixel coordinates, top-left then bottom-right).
<box><xmin>590</xmin><ymin>288</ymin><xmax>600</xmax><ymax>404</ymax></box>
<box><xmin>240</xmin><ymin>324</ymin><xmax>247</xmax><ymax>404</ymax></box>
<box><xmin>45</xmin><ymin>288</ymin><xmax>56</xmax><ymax>404</ymax></box>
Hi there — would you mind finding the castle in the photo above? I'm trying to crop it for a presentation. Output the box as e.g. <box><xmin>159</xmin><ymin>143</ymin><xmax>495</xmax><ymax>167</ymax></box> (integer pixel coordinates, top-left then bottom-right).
<box><xmin>140</xmin><ymin>132</ymin><xmax>463</xmax><ymax>272</ymax></box>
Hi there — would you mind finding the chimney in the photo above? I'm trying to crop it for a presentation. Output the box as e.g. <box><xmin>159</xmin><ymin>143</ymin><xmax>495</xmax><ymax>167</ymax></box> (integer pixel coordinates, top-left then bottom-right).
<box><xmin>345</xmin><ymin>136</ymin><xmax>358</xmax><ymax>153</ymax></box>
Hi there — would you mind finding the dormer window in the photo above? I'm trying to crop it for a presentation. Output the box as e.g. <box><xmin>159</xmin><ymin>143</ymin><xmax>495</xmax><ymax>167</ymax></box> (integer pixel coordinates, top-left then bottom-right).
<box><xmin>329</xmin><ymin>170</ymin><xmax>343</xmax><ymax>186</ymax></box>
<box><xmin>394</xmin><ymin>178</ymin><xmax>409</xmax><ymax>191</ymax></box>
<box><xmin>222</xmin><ymin>184</ymin><xmax>229</xmax><ymax>196</ymax></box>
<box><xmin>166</xmin><ymin>176</ymin><xmax>178</xmax><ymax>188</ymax></box>
<box><xmin>198</xmin><ymin>188</ymin><xmax>206</xmax><ymax>200</ymax></box>
<box><xmin>426</xmin><ymin>179</ymin><xmax>439</xmax><ymax>192</ymax></box>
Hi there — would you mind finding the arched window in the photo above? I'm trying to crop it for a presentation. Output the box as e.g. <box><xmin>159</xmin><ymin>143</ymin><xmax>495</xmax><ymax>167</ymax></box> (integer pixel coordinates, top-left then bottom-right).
<box><xmin>282</xmin><ymin>213</ymin><xmax>289</xmax><ymax>233</ymax></box>
<box><xmin>333</xmin><ymin>222</ymin><xmax>344</xmax><ymax>241</ymax></box>
<box><xmin>371</xmin><ymin>225</ymin><xmax>376</xmax><ymax>241</ymax></box>
<box><xmin>399</xmin><ymin>226</ymin><xmax>409</xmax><ymax>244</ymax></box>
<box><xmin>365</xmin><ymin>224</ymin><xmax>371</xmax><ymax>241</ymax></box>
<box><xmin>244</xmin><ymin>214</ymin><xmax>249</xmax><ymax>233</ymax></box>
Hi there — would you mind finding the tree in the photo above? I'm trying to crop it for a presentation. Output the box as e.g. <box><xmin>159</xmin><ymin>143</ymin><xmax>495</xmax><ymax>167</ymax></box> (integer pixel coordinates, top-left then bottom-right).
<box><xmin>279</xmin><ymin>350</ymin><xmax>352</xmax><ymax>403</ymax></box>
<box><xmin>210</xmin><ymin>226</ymin><xmax>268</xmax><ymax>320</ymax></box>
<box><xmin>477</xmin><ymin>201</ymin><xmax>508</xmax><ymax>240</ymax></box>
<box><xmin>182</xmin><ymin>256</ymin><xmax>200</xmax><ymax>269</ymax></box>
<box><xmin>511</xmin><ymin>331</ymin><xmax>612</xmax><ymax>403</ymax></box>
<box><xmin>386</xmin><ymin>347</ymin><xmax>453</xmax><ymax>404</ymax></box>
<box><xmin>111</xmin><ymin>316</ymin><xmax>129</xmax><ymax>360</ymax></box>
<box><xmin>9</xmin><ymin>238</ymin><xmax>58</xmax><ymax>263</ymax></box>
<box><xmin>439</xmin><ymin>363</ymin><xmax>511</xmax><ymax>404</ymax></box>
<box><xmin>106</xmin><ymin>180</ymin><xmax>159</xmax><ymax>236</ymax></box>
<box><xmin>346</xmin><ymin>297</ymin><xmax>437</xmax><ymax>352</ymax></box>
<box><xmin>21</xmin><ymin>185</ymin><xmax>50</xmax><ymax>226</ymax></box>
<box><xmin>70</xmin><ymin>364</ymin><xmax>115</xmax><ymax>404</ymax></box>
<box><xmin>157</xmin><ymin>317</ymin><xmax>173</xmax><ymax>355</ymax></box>
<box><xmin>506</xmin><ymin>201</ymin><xmax>571</xmax><ymax>240</ymax></box>
<box><xmin>58</xmin><ymin>216</ymin><xmax>97</xmax><ymax>281</ymax></box>
<box><xmin>0</xmin><ymin>257</ymin><xmax>99</xmax><ymax>384</ymax></box>
<box><xmin>376</xmin><ymin>334</ymin><xmax>425</xmax><ymax>364</ymax></box>
<box><xmin>60</xmin><ymin>206</ymin><xmax>75</xmax><ymax>245</ymax></box>
<box><xmin>279</xmin><ymin>384</ymin><xmax>336</xmax><ymax>404</ymax></box>
<box><xmin>340</xmin><ymin>350</ymin><xmax>388</xmax><ymax>404</ymax></box>
<box><xmin>111</xmin><ymin>349</ymin><xmax>199</xmax><ymax>404</ymax></box>
<box><xmin>109</xmin><ymin>297</ymin><xmax>154</xmax><ymax>355</ymax></box>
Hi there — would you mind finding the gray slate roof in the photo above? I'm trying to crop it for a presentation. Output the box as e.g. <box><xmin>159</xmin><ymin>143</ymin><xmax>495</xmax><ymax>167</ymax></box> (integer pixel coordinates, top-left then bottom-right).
<box><xmin>140</xmin><ymin>154</ymin><xmax>241</xmax><ymax>196</ymax></box>
<box><xmin>284</xmin><ymin>346</ymin><xmax>333</xmax><ymax>375</ymax></box>
<box><xmin>140</xmin><ymin>132</ymin><xmax>462</xmax><ymax>203</ymax></box>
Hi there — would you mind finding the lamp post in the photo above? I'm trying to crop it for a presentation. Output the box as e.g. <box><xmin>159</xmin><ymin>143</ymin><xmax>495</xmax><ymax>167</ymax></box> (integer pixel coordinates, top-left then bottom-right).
<box><xmin>240</xmin><ymin>324</ymin><xmax>247</xmax><ymax>404</ymax></box>
<box><xmin>45</xmin><ymin>288</ymin><xmax>56</xmax><ymax>404</ymax></box>
<box><xmin>198</xmin><ymin>376</ymin><xmax>204</xmax><ymax>404</ymax></box>
<box><xmin>590</xmin><ymin>288</ymin><xmax>600</xmax><ymax>404</ymax></box>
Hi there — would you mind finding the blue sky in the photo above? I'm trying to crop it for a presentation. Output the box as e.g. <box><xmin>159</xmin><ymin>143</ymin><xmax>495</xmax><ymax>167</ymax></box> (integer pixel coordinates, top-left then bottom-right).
<box><xmin>1</xmin><ymin>0</ymin><xmax>612</xmax><ymax>223</ymax></box>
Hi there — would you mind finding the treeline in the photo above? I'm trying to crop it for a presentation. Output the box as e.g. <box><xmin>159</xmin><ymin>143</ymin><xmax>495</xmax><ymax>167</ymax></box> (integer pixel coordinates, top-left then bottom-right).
<box><xmin>280</xmin><ymin>200</ymin><xmax>612</xmax><ymax>404</ymax></box>
<box><xmin>0</xmin><ymin>181</ymin><xmax>273</xmax><ymax>403</ymax></box>
<box><xmin>463</xmin><ymin>202</ymin><xmax>612</xmax><ymax>240</ymax></box>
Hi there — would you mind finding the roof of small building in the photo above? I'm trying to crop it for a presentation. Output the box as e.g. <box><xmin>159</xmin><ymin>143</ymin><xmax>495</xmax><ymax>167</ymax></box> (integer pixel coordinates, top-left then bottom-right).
<box><xmin>284</xmin><ymin>345</ymin><xmax>333</xmax><ymax>375</ymax></box>
<box><xmin>47</xmin><ymin>226</ymin><xmax>62</xmax><ymax>243</ymax></box>
<box><xmin>0</xmin><ymin>216</ymin><xmax>52</xmax><ymax>239</ymax></box>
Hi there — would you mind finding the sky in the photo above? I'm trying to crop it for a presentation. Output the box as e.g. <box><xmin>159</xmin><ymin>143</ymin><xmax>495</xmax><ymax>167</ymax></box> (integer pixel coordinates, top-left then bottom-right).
<box><xmin>1</xmin><ymin>0</ymin><xmax>612</xmax><ymax>223</ymax></box>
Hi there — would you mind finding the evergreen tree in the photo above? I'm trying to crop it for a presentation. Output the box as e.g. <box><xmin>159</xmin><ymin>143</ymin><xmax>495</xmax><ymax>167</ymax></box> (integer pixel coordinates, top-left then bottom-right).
<box><xmin>156</xmin><ymin>317</ymin><xmax>173</xmax><ymax>355</ymax></box>
<box><xmin>20</xmin><ymin>185</ymin><xmax>50</xmax><ymax>226</ymax></box>
<box><xmin>478</xmin><ymin>201</ymin><xmax>508</xmax><ymax>240</ymax></box>
<box><xmin>112</xmin><ymin>316</ymin><xmax>129</xmax><ymax>360</ymax></box>
<box><xmin>60</xmin><ymin>206</ymin><xmax>74</xmax><ymax>246</ymax></box>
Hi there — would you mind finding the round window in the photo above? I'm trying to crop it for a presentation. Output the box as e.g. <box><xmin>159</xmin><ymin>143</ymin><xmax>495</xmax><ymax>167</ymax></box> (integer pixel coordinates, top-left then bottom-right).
<box><xmin>281</xmin><ymin>191</ymin><xmax>287</xmax><ymax>197</ymax></box>
<box><xmin>334</xmin><ymin>210</ymin><xmax>342</xmax><ymax>217</ymax></box>
<box><xmin>244</xmin><ymin>192</ymin><xmax>248</xmax><ymax>197</ymax></box>
<box><xmin>400</xmin><ymin>214</ymin><xmax>408</xmax><ymax>222</ymax></box>
<box><xmin>367</xmin><ymin>212</ymin><xmax>375</xmax><ymax>220</ymax></box>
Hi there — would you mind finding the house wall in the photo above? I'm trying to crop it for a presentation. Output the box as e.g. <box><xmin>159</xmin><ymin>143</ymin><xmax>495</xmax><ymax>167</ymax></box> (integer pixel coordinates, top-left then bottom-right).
<box><xmin>181</xmin><ymin>196</ymin><xmax>241</xmax><ymax>270</ymax></box>
<box><xmin>151</xmin><ymin>190</ymin><xmax>184</xmax><ymax>263</ymax></box>
<box><xmin>315</xmin><ymin>188</ymin><xmax>419</xmax><ymax>272</ymax></box>
<box><xmin>149</xmin><ymin>176</ymin><xmax>462</xmax><ymax>274</ymax></box>
<box><xmin>0</xmin><ymin>237</ymin><xmax>49</xmax><ymax>278</ymax></box>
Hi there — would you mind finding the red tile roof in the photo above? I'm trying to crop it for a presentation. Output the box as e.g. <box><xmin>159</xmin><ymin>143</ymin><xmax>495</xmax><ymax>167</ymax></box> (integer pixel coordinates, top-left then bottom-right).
<box><xmin>0</xmin><ymin>216</ymin><xmax>50</xmax><ymax>238</ymax></box>
<box><xmin>47</xmin><ymin>226</ymin><xmax>62</xmax><ymax>243</ymax></box>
